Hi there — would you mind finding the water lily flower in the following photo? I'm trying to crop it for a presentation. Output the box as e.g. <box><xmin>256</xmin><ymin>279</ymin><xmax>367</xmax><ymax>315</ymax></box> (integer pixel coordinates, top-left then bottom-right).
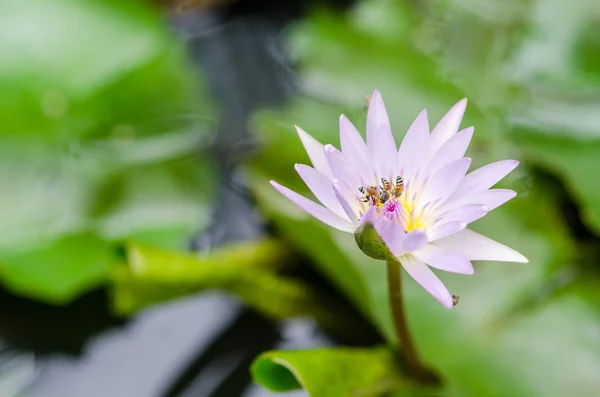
<box><xmin>270</xmin><ymin>90</ymin><xmax>528</xmax><ymax>309</ymax></box>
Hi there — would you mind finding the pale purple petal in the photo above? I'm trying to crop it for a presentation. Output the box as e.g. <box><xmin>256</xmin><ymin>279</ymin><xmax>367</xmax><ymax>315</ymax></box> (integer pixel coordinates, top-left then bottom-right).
<box><xmin>400</xmin><ymin>254</ymin><xmax>454</xmax><ymax>309</ymax></box>
<box><xmin>359</xmin><ymin>204</ymin><xmax>377</xmax><ymax>226</ymax></box>
<box><xmin>366</xmin><ymin>91</ymin><xmax>397</xmax><ymax>177</ymax></box>
<box><xmin>373</xmin><ymin>217</ymin><xmax>406</xmax><ymax>255</ymax></box>
<box><xmin>427</xmin><ymin>221</ymin><xmax>467</xmax><ymax>241</ymax></box>
<box><xmin>400</xmin><ymin>229</ymin><xmax>428</xmax><ymax>254</ymax></box>
<box><xmin>420</xmin><ymin>158</ymin><xmax>471</xmax><ymax>205</ymax></box>
<box><xmin>428</xmin><ymin>126</ymin><xmax>473</xmax><ymax>173</ymax></box>
<box><xmin>295</xmin><ymin>164</ymin><xmax>346</xmax><ymax>218</ymax></box>
<box><xmin>374</xmin><ymin>124</ymin><xmax>398</xmax><ymax>178</ymax></box>
<box><xmin>398</xmin><ymin>110</ymin><xmax>429</xmax><ymax>180</ymax></box>
<box><xmin>324</xmin><ymin>144</ymin><xmax>361</xmax><ymax>191</ymax></box>
<box><xmin>413</xmin><ymin>245</ymin><xmax>474</xmax><ymax>274</ymax></box>
<box><xmin>295</xmin><ymin>126</ymin><xmax>333</xmax><ymax>179</ymax></box>
<box><xmin>339</xmin><ymin>115</ymin><xmax>375</xmax><ymax>184</ymax></box>
<box><xmin>340</xmin><ymin>114</ymin><xmax>369</xmax><ymax>161</ymax></box>
<box><xmin>457</xmin><ymin>160</ymin><xmax>519</xmax><ymax>193</ymax></box>
<box><xmin>441</xmin><ymin>189</ymin><xmax>517</xmax><ymax>213</ymax></box>
<box><xmin>437</xmin><ymin>204</ymin><xmax>488</xmax><ymax>225</ymax></box>
<box><xmin>433</xmin><ymin>229</ymin><xmax>529</xmax><ymax>263</ymax></box>
<box><xmin>332</xmin><ymin>180</ymin><xmax>360</xmax><ymax>225</ymax></box>
<box><xmin>429</xmin><ymin>98</ymin><xmax>467</xmax><ymax>154</ymax></box>
<box><xmin>478</xmin><ymin>189</ymin><xmax>517</xmax><ymax>211</ymax></box>
<box><xmin>270</xmin><ymin>181</ymin><xmax>355</xmax><ymax>232</ymax></box>
<box><xmin>366</xmin><ymin>90</ymin><xmax>391</xmax><ymax>143</ymax></box>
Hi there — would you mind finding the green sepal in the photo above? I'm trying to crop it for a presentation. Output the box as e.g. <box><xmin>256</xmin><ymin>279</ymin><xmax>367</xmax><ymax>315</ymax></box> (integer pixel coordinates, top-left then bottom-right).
<box><xmin>354</xmin><ymin>221</ymin><xmax>396</xmax><ymax>261</ymax></box>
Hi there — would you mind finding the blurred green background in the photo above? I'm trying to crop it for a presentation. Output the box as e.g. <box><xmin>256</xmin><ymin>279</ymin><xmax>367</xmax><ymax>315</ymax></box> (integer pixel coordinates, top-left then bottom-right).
<box><xmin>0</xmin><ymin>0</ymin><xmax>215</xmax><ymax>304</ymax></box>
<box><xmin>1</xmin><ymin>0</ymin><xmax>600</xmax><ymax>396</ymax></box>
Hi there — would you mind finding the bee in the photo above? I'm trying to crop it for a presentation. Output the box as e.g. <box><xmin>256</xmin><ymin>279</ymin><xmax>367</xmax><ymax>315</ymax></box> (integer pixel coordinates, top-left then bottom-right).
<box><xmin>359</xmin><ymin>186</ymin><xmax>380</xmax><ymax>203</ymax></box>
<box><xmin>380</xmin><ymin>190</ymin><xmax>390</xmax><ymax>204</ymax></box>
<box><xmin>359</xmin><ymin>186</ymin><xmax>367</xmax><ymax>202</ymax></box>
<box><xmin>452</xmin><ymin>295</ymin><xmax>460</xmax><ymax>306</ymax></box>
<box><xmin>363</xmin><ymin>95</ymin><xmax>373</xmax><ymax>112</ymax></box>
<box><xmin>378</xmin><ymin>178</ymin><xmax>392</xmax><ymax>204</ymax></box>
<box><xmin>393</xmin><ymin>176</ymin><xmax>404</xmax><ymax>198</ymax></box>
<box><xmin>381</xmin><ymin>177</ymin><xmax>391</xmax><ymax>191</ymax></box>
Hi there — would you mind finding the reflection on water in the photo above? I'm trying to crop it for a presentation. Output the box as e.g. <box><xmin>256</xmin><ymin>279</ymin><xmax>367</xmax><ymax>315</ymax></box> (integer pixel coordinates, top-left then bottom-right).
<box><xmin>24</xmin><ymin>294</ymin><xmax>239</xmax><ymax>397</ymax></box>
<box><xmin>0</xmin><ymin>292</ymin><xmax>326</xmax><ymax>397</ymax></box>
<box><xmin>0</xmin><ymin>348</ymin><xmax>38</xmax><ymax>397</ymax></box>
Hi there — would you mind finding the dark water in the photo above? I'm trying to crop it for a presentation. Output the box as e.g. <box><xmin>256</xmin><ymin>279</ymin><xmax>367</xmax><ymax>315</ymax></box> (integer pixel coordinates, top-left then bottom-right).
<box><xmin>0</xmin><ymin>288</ymin><xmax>319</xmax><ymax>396</ymax></box>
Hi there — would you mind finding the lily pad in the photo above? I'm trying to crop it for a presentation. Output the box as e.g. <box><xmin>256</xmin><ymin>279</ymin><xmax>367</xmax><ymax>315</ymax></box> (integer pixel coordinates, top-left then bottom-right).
<box><xmin>112</xmin><ymin>239</ymin><xmax>290</xmax><ymax>314</ymax></box>
<box><xmin>0</xmin><ymin>0</ymin><xmax>214</xmax><ymax>302</ymax></box>
<box><xmin>251</xmin><ymin>347</ymin><xmax>411</xmax><ymax>397</ymax></box>
<box><xmin>0</xmin><ymin>233</ymin><xmax>119</xmax><ymax>304</ymax></box>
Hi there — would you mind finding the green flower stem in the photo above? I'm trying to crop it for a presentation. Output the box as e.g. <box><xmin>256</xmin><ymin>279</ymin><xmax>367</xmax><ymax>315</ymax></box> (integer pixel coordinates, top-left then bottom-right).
<box><xmin>387</xmin><ymin>259</ymin><xmax>439</xmax><ymax>385</ymax></box>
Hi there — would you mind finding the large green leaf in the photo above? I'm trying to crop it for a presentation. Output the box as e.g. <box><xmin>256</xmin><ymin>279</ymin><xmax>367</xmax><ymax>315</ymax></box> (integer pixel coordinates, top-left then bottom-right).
<box><xmin>91</xmin><ymin>157</ymin><xmax>215</xmax><ymax>249</ymax></box>
<box><xmin>0</xmin><ymin>233</ymin><xmax>119</xmax><ymax>304</ymax></box>
<box><xmin>0</xmin><ymin>0</ymin><xmax>215</xmax><ymax>302</ymax></box>
<box><xmin>0</xmin><ymin>0</ymin><xmax>208</xmax><ymax>141</ymax></box>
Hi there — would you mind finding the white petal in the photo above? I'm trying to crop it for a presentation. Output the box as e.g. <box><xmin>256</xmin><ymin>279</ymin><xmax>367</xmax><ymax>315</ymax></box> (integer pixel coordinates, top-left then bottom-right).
<box><xmin>359</xmin><ymin>204</ymin><xmax>378</xmax><ymax>226</ymax></box>
<box><xmin>458</xmin><ymin>160</ymin><xmax>519</xmax><ymax>193</ymax></box>
<box><xmin>428</xmin><ymin>126</ymin><xmax>473</xmax><ymax>173</ymax></box>
<box><xmin>441</xmin><ymin>189</ymin><xmax>516</xmax><ymax>212</ymax></box>
<box><xmin>339</xmin><ymin>115</ymin><xmax>375</xmax><ymax>185</ymax></box>
<box><xmin>413</xmin><ymin>245</ymin><xmax>474</xmax><ymax>274</ymax></box>
<box><xmin>433</xmin><ymin>229</ymin><xmax>529</xmax><ymax>263</ymax></box>
<box><xmin>420</xmin><ymin>158</ymin><xmax>471</xmax><ymax>205</ymax></box>
<box><xmin>478</xmin><ymin>189</ymin><xmax>517</xmax><ymax>211</ymax></box>
<box><xmin>366</xmin><ymin>91</ymin><xmax>397</xmax><ymax>177</ymax></box>
<box><xmin>374</xmin><ymin>217</ymin><xmax>406</xmax><ymax>255</ymax></box>
<box><xmin>400</xmin><ymin>254</ymin><xmax>454</xmax><ymax>309</ymax></box>
<box><xmin>398</xmin><ymin>110</ymin><xmax>429</xmax><ymax>181</ymax></box>
<box><xmin>295</xmin><ymin>125</ymin><xmax>333</xmax><ymax>179</ymax></box>
<box><xmin>340</xmin><ymin>115</ymin><xmax>368</xmax><ymax>161</ymax></box>
<box><xmin>295</xmin><ymin>164</ymin><xmax>346</xmax><ymax>218</ymax></box>
<box><xmin>270</xmin><ymin>181</ymin><xmax>355</xmax><ymax>232</ymax></box>
<box><xmin>366</xmin><ymin>90</ymin><xmax>391</xmax><ymax>144</ymax></box>
<box><xmin>324</xmin><ymin>144</ymin><xmax>361</xmax><ymax>191</ymax></box>
<box><xmin>427</xmin><ymin>221</ymin><xmax>467</xmax><ymax>241</ymax></box>
<box><xmin>400</xmin><ymin>229</ymin><xmax>428</xmax><ymax>254</ymax></box>
<box><xmin>333</xmin><ymin>180</ymin><xmax>360</xmax><ymax>225</ymax></box>
<box><xmin>429</xmin><ymin>98</ymin><xmax>467</xmax><ymax>154</ymax></box>
<box><xmin>437</xmin><ymin>204</ymin><xmax>488</xmax><ymax>225</ymax></box>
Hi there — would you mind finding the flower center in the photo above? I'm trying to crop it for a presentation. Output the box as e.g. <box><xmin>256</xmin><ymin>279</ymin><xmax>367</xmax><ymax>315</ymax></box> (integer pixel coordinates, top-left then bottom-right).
<box><xmin>357</xmin><ymin>176</ymin><xmax>425</xmax><ymax>232</ymax></box>
<box><xmin>384</xmin><ymin>200</ymin><xmax>398</xmax><ymax>213</ymax></box>
<box><xmin>358</xmin><ymin>176</ymin><xmax>404</xmax><ymax>206</ymax></box>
